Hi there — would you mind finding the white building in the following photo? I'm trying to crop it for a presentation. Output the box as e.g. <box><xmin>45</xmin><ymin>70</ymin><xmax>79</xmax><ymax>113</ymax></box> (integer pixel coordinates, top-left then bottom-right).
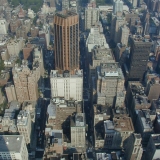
<box><xmin>85</xmin><ymin>6</ymin><xmax>99</xmax><ymax>30</ymax></box>
<box><xmin>0</xmin><ymin>135</ymin><xmax>28</xmax><ymax>160</ymax></box>
<box><xmin>71</xmin><ymin>113</ymin><xmax>86</xmax><ymax>148</ymax></box>
<box><xmin>28</xmin><ymin>8</ymin><xmax>36</xmax><ymax>19</ymax></box>
<box><xmin>17</xmin><ymin>110</ymin><xmax>32</xmax><ymax>144</ymax></box>
<box><xmin>50</xmin><ymin>70</ymin><xmax>83</xmax><ymax>101</ymax></box>
<box><xmin>86</xmin><ymin>27</ymin><xmax>109</xmax><ymax>52</ymax></box>
<box><xmin>0</xmin><ymin>19</ymin><xmax>8</xmax><ymax>34</ymax></box>
<box><xmin>113</xmin><ymin>0</ymin><xmax>123</xmax><ymax>14</ymax></box>
<box><xmin>7</xmin><ymin>38</ymin><xmax>24</xmax><ymax>57</ymax></box>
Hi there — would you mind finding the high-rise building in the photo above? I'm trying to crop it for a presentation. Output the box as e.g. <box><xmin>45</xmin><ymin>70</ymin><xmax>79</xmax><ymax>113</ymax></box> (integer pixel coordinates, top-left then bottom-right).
<box><xmin>124</xmin><ymin>134</ymin><xmax>143</xmax><ymax>160</ymax></box>
<box><xmin>113</xmin><ymin>0</ymin><xmax>123</xmax><ymax>15</ymax></box>
<box><xmin>12</xmin><ymin>60</ymin><xmax>39</xmax><ymax>103</ymax></box>
<box><xmin>144</xmin><ymin>134</ymin><xmax>160</xmax><ymax>160</ymax></box>
<box><xmin>17</xmin><ymin>110</ymin><xmax>32</xmax><ymax>144</ymax></box>
<box><xmin>84</xmin><ymin>5</ymin><xmax>99</xmax><ymax>30</ymax></box>
<box><xmin>5</xmin><ymin>83</ymin><xmax>17</xmax><ymax>102</ymax></box>
<box><xmin>62</xmin><ymin>0</ymin><xmax>69</xmax><ymax>10</ymax></box>
<box><xmin>71</xmin><ymin>113</ymin><xmax>86</xmax><ymax>149</ymax></box>
<box><xmin>50</xmin><ymin>70</ymin><xmax>83</xmax><ymax>101</ymax></box>
<box><xmin>128</xmin><ymin>35</ymin><xmax>152</xmax><ymax>81</ymax></box>
<box><xmin>54</xmin><ymin>10</ymin><xmax>79</xmax><ymax>74</ymax></box>
<box><xmin>0</xmin><ymin>135</ymin><xmax>28</xmax><ymax>160</ymax></box>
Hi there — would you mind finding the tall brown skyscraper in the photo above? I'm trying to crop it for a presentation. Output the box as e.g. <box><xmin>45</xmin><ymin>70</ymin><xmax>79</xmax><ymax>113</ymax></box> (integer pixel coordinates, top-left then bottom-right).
<box><xmin>54</xmin><ymin>10</ymin><xmax>79</xmax><ymax>74</ymax></box>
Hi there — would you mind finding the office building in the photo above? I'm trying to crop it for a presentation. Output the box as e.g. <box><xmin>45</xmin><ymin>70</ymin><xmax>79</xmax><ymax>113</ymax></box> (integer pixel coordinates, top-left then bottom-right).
<box><xmin>124</xmin><ymin>134</ymin><xmax>143</xmax><ymax>160</ymax></box>
<box><xmin>12</xmin><ymin>60</ymin><xmax>39</xmax><ymax>103</ymax></box>
<box><xmin>128</xmin><ymin>35</ymin><xmax>152</xmax><ymax>81</ymax></box>
<box><xmin>50</xmin><ymin>70</ymin><xmax>83</xmax><ymax>101</ymax></box>
<box><xmin>96</xmin><ymin>63</ymin><xmax>124</xmax><ymax>106</ymax></box>
<box><xmin>17</xmin><ymin>110</ymin><xmax>32</xmax><ymax>144</ymax></box>
<box><xmin>71</xmin><ymin>113</ymin><xmax>86</xmax><ymax>149</ymax></box>
<box><xmin>54</xmin><ymin>10</ymin><xmax>79</xmax><ymax>74</ymax></box>
<box><xmin>0</xmin><ymin>135</ymin><xmax>28</xmax><ymax>160</ymax></box>
<box><xmin>113</xmin><ymin>0</ymin><xmax>123</xmax><ymax>14</ymax></box>
<box><xmin>5</xmin><ymin>83</ymin><xmax>17</xmax><ymax>102</ymax></box>
<box><xmin>85</xmin><ymin>5</ymin><xmax>99</xmax><ymax>30</ymax></box>
<box><xmin>145</xmin><ymin>134</ymin><xmax>160</xmax><ymax>160</ymax></box>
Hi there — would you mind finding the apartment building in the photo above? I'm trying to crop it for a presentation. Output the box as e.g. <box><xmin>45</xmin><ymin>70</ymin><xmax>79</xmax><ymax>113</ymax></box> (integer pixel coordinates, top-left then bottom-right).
<box><xmin>85</xmin><ymin>5</ymin><xmax>99</xmax><ymax>30</ymax></box>
<box><xmin>12</xmin><ymin>60</ymin><xmax>39</xmax><ymax>102</ymax></box>
<box><xmin>7</xmin><ymin>38</ymin><xmax>24</xmax><ymax>57</ymax></box>
<box><xmin>71</xmin><ymin>113</ymin><xmax>86</xmax><ymax>149</ymax></box>
<box><xmin>124</xmin><ymin>134</ymin><xmax>143</xmax><ymax>160</ymax></box>
<box><xmin>50</xmin><ymin>70</ymin><xmax>83</xmax><ymax>101</ymax></box>
<box><xmin>5</xmin><ymin>83</ymin><xmax>17</xmax><ymax>102</ymax></box>
<box><xmin>0</xmin><ymin>135</ymin><xmax>28</xmax><ymax>160</ymax></box>
<box><xmin>17</xmin><ymin>110</ymin><xmax>32</xmax><ymax>144</ymax></box>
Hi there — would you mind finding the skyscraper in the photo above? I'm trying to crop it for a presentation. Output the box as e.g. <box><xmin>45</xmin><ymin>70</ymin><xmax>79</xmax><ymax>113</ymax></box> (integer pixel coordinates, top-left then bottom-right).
<box><xmin>113</xmin><ymin>0</ymin><xmax>123</xmax><ymax>15</ymax></box>
<box><xmin>54</xmin><ymin>10</ymin><xmax>79</xmax><ymax>74</ymax></box>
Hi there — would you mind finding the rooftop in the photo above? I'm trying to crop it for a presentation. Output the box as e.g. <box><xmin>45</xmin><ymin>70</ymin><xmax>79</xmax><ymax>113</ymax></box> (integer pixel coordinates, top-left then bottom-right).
<box><xmin>56</xmin><ymin>10</ymin><xmax>77</xmax><ymax>18</ymax></box>
<box><xmin>50</xmin><ymin>70</ymin><xmax>83</xmax><ymax>78</ymax></box>
<box><xmin>17</xmin><ymin>110</ymin><xmax>30</xmax><ymax>126</ymax></box>
<box><xmin>0</xmin><ymin>135</ymin><xmax>24</xmax><ymax>152</ymax></box>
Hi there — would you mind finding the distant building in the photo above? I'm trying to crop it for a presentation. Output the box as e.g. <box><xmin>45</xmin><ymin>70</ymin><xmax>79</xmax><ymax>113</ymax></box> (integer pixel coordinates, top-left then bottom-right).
<box><xmin>0</xmin><ymin>135</ymin><xmax>28</xmax><ymax>160</ymax></box>
<box><xmin>5</xmin><ymin>83</ymin><xmax>17</xmax><ymax>102</ymax></box>
<box><xmin>62</xmin><ymin>0</ymin><xmax>69</xmax><ymax>10</ymax></box>
<box><xmin>50</xmin><ymin>70</ymin><xmax>83</xmax><ymax>101</ymax></box>
<box><xmin>113</xmin><ymin>0</ymin><xmax>123</xmax><ymax>14</ymax></box>
<box><xmin>7</xmin><ymin>38</ymin><xmax>24</xmax><ymax>57</ymax></box>
<box><xmin>85</xmin><ymin>5</ymin><xmax>99</xmax><ymax>30</ymax></box>
<box><xmin>0</xmin><ymin>19</ymin><xmax>8</xmax><ymax>34</ymax></box>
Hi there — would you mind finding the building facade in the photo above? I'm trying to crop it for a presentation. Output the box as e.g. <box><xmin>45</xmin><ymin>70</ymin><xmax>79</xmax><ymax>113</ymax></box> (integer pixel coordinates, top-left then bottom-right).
<box><xmin>5</xmin><ymin>83</ymin><xmax>17</xmax><ymax>102</ymax></box>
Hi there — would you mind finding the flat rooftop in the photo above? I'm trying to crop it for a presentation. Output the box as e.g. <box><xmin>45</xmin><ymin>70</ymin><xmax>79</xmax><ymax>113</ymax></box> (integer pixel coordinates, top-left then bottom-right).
<box><xmin>0</xmin><ymin>135</ymin><xmax>24</xmax><ymax>152</ymax></box>
<box><xmin>56</xmin><ymin>10</ymin><xmax>77</xmax><ymax>18</ymax></box>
